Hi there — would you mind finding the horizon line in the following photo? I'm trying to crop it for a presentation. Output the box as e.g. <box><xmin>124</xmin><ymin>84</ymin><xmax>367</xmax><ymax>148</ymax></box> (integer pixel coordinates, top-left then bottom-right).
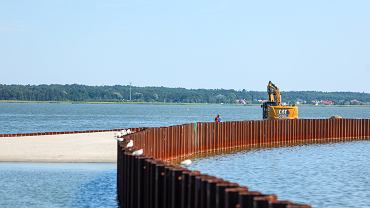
<box><xmin>1</xmin><ymin>83</ymin><xmax>369</xmax><ymax>94</ymax></box>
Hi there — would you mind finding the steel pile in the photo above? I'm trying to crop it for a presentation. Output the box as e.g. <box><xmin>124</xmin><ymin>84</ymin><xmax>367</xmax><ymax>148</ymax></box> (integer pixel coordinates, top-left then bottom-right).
<box><xmin>118</xmin><ymin>118</ymin><xmax>370</xmax><ymax>208</ymax></box>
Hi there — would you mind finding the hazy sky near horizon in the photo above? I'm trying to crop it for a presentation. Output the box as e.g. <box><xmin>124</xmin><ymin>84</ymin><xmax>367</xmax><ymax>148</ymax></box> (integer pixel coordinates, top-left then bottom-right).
<box><xmin>1</xmin><ymin>0</ymin><xmax>369</xmax><ymax>92</ymax></box>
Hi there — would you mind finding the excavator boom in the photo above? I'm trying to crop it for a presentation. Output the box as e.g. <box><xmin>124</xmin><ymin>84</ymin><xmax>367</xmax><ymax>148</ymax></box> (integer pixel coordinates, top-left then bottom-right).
<box><xmin>267</xmin><ymin>81</ymin><xmax>282</xmax><ymax>105</ymax></box>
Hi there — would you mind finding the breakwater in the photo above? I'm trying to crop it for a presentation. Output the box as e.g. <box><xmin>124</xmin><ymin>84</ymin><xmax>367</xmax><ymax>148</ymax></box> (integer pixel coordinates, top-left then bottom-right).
<box><xmin>0</xmin><ymin>128</ymin><xmax>145</xmax><ymax>138</ymax></box>
<box><xmin>117</xmin><ymin>119</ymin><xmax>370</xmax><ymax>208</ymax></box>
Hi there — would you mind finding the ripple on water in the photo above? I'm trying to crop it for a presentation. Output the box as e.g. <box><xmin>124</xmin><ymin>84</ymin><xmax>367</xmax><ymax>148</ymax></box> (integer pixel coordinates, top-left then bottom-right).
<box><xmin>190</xmin><ymin>141</ymin><xmax>370</xmax><ymax>208</ymax></box>
<box><xmin>0</xmin><ymin>163</ymin><xmax>117</xmax><ymax>208</ymax></box>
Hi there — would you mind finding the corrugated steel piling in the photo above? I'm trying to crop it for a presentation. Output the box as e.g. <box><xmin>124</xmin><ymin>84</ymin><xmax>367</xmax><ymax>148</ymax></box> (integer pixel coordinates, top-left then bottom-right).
<box><xmin>118</xmin><ymin>118</ymin><xmax>370</xmax><ymax>208</ymax></box>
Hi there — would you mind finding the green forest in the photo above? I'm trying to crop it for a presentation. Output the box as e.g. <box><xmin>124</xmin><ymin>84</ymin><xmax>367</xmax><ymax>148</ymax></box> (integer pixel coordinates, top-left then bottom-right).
<box><xmin>1</xmin><ymin>84</ymin><xmax>370</xmax><ymax>105</ymax></box>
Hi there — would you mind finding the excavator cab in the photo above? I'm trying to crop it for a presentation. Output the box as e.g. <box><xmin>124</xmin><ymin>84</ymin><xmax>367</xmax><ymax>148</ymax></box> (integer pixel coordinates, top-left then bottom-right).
<box><xmin>262</xmin><ymin>101</ymin><xmax>277</xmax><ymax>119</ymax></box>
<box><xmin>262</xmin><ymin>81</ymin><xmax>298</xmax><ymax>119</ymax></box>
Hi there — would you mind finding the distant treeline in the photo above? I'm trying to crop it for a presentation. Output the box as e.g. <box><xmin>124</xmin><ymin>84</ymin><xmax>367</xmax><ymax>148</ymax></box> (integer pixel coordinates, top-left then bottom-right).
<box><xmin>1</xmin><ymin>84</ymin><xmax>370</xmax><ymax>104</ymax></box>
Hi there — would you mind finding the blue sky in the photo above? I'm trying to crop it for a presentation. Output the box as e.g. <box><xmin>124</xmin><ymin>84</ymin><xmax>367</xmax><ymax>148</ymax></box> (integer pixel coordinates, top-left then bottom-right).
<box><xmin>1</xmin><ymin>0</ymin><xmax>369</xmax><ymax>92</ymax></box>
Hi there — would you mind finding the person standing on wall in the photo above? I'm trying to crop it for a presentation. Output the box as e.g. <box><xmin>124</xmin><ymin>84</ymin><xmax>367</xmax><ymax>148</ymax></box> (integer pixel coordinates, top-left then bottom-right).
<box><xmin>215</xmin><ymin>114</ymin><xmax>221</xmax><ymax>123</ymax></box>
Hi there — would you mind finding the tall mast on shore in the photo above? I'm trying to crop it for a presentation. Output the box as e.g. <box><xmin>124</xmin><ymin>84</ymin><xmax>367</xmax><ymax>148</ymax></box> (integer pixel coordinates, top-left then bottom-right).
<box><xmin>129</xmin><ymin>82</ymin><xmax>132</xmax><ymax>101</ymax></box>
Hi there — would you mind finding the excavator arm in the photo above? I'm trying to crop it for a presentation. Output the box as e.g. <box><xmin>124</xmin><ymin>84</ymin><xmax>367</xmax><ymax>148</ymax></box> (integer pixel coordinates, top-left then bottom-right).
<box><xmin>267</xmin><ymin>81</ymin><xmax>282</xmax><ymax>105</ymax></box>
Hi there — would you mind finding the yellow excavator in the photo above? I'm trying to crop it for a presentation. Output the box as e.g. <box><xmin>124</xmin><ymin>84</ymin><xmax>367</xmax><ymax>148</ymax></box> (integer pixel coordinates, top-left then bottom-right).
<box><xmin>261</xmin><ymin>81</ymin><xmax>298</xmax><ymax>119</ymax></box>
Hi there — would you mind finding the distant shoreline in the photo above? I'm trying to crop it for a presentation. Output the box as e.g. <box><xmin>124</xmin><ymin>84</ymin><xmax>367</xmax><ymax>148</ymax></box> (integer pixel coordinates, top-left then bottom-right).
<box><xmin>0</xmin><ymin>100</ymin><xmax>209</xmax><ymax>105</ymax></box>
<box><xmin>0</xmin><ymin>100</ymin><xmax>370</xmax><ymax>107</ymax></box>
<box><xmin>0</xmin><ymin>100</ymin><xmax>247</xmax><ymax>106</ymax></box>
<box><xmin>2</xmin><ymin>84</ymin><xmax>370</xmax><ymax>106</ymax></box>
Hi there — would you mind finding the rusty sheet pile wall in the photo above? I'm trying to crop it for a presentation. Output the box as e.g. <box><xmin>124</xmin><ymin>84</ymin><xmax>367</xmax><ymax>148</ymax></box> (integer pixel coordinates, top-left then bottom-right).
<box><xmin>118</xmin><ymin>119</ymin><xmax>370</xmax><ymax>208</ymax></box>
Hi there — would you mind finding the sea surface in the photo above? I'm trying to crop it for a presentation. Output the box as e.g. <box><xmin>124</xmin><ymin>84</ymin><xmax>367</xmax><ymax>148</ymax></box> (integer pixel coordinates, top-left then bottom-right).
<box><xmin>0</xmin><ymin>103</ymin><xmax>370</xmax><ymax>207</ymax></box>
<box><xmin>1</xmin><ymin>103</ymin><xmax>370</xmax><ymax>134</ymax></box>
<box><xmin>190</xmin><ymin>141</ymin><xmax>370</xmax><ymax>208</ymax></box>
<box><xmin>0</xmin><ymin>163</ymin><xmax>116</xmax><ymax>208</ymax></box>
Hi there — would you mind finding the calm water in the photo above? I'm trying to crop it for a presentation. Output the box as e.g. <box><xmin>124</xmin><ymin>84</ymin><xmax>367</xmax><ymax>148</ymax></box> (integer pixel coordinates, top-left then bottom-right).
<box><xmin>1</xmin><ymin>103</ymin><xmax>370</xmax><ymax>134</ymax></box>
<box><xmin>191</xmin><ymin>141</ymin><xmax>370</xmax><ymax>208</ymax></box>
<box><xmin>0</xmin><ymin>163</ymin><xmax>117</xmax><ymax>208</ymax></box>
<box><xmin>1</xmin><ymin>103</ymin><xmax>370</xmax><ymax>207</ymax></box>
